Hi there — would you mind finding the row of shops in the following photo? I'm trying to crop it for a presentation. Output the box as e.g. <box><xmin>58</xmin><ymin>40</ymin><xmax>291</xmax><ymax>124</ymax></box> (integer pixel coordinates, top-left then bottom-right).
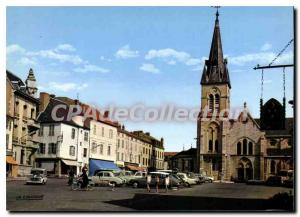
<box><xmin>30</xmin><ymin>158</ymin><xmax>147</xmax><ymax>177</ymax></box>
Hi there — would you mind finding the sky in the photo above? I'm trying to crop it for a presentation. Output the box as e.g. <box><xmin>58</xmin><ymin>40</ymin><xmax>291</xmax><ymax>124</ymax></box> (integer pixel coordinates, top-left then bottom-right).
<box><xmin>6</xmin><ymin>6</ymin><xmax>294</xmax><ymax>152</ymax></box>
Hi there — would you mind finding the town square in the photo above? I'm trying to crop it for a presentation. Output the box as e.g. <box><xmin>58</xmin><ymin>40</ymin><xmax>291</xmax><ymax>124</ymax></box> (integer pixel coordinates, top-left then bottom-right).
<box><xmin>6</xmin><ymin>6</ymin><xmax>294</xmax><ymax>212</ymax></box>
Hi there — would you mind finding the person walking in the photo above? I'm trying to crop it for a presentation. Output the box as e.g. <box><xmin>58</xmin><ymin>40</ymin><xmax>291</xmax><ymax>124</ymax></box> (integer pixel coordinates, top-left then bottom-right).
<box><xmin>146</xmin><ymin>173</ymin><xmax>152</xmax><ymax>192</ymax></box>
<box><xmin>155</xmin><ymin>175</ymin><xmax>160</xmax><ymax>193</ymax></box>
<box><xmin>68</xmin><ymin>169</ymin><xmax>75</xmax><ymax>186</ymax></box>
<box><xmin>165</xmin><ymin>175</ymin><xmax>170</xmax><ymax>193</ymax></box>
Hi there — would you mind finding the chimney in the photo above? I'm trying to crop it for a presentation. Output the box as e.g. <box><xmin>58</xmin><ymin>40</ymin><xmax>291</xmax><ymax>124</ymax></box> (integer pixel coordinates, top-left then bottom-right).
<box><xmin>122</xmin><ymin>125</ymin><xmax>125</xmax><ymax>130</ymax></box>
<box><xmin>74</xmin><ymin>99</ymin><xmax>79</xmax><ymax>105</ymax></box>
<box><xmin>161</xmin><ymin>137</ymin><xmax>164</xmax><ymax>145</ymax></box>
<box><xmin>49</xmin><ymin>94</ymin><xmax>55</xmax><ymax>98</ymax></box>
<box><xmin>104</xmin><ymin>111</ymin><xmax>109</xmax><ymax>118</ymax></box>
<box><xmin>145</xmin><ymin>132</ymin><xmax>150</xmax><ymax>136</ymax></box>
<box><xmin>39</xmin><ymin>92</ymin><xmax>50</xmax><ymax>113</ymax></box>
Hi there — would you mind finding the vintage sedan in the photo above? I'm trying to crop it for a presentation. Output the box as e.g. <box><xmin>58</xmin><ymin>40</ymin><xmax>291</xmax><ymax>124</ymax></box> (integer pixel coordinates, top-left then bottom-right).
<box><xmin>177</xmin><ymin>172</ymin><xmax>198</xmax><ymax>186</ymax></box>
<box><xmin>26</xmin><ymin>168</ymin><xmax>48</xmax><ymax>185</ymax></box>
<box><xmin>89</xmin><ymin>171</ymin><xmax>125</xmax><ymax>186</ymax></box>
<box><xmin>129</xmin><ymin>171</ymin><xmax>181</xmax><ymax>188</ymax></box>
<box><xmin>114</xmin><ymin>171</ymin><xmax>135</xmax><ymax>184</ymax></box>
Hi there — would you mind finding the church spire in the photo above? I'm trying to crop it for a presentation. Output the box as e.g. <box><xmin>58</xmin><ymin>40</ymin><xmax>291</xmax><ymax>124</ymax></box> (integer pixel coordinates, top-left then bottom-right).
<box><xmin>201</xmin><ymin>10</ymin><xmax>231</xmax><ymax>88</ymax></box>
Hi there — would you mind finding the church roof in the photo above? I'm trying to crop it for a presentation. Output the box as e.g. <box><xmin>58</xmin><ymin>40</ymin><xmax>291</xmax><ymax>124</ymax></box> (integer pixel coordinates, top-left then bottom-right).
<box><xmin>254</xmin><ymin>117</ymin><xmax>293</xmax><ymax>136</ymax></box>
<box><xmin>201</xmin><ymin>11</ymin><xmax>231</xmax><ymax>88</ymax></box>
<box><xmin>172</xmin><ymin>148</ymin><xmax>197</xmax><ymax>158</ymax></box>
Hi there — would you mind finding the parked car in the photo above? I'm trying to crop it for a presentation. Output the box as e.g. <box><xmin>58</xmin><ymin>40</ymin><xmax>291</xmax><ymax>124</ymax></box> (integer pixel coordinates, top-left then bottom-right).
<box><xmin>187</xmin><ymin>172</ymin><xmax>203</xmax><ymax>184</ymax></box>
<box><xmin>26</xmin><ymin>168</ymin><xmax>47</xmax><ymax>185</ymax></box>
<box><xmin>194</xmin><ymin>173</ymin><xmax>206</xmax><ymax>184</ymax></box>
<box><xmin>177</xmin><ymin>172</ymin><xmax>198</xmax><ymax>186</ymax></box>
<box><xmin>114</xmin><ymin>171</ymin><xmax>135</xmax><ymax>184</ymax></box>
<box><xmin>133</xmin><ymin>171</ymin><xmax>147</xmax><ymax>178</ymax></box>
<box><xmin>277</xmin><ymin>170</ymin><xmax>293</xmax><ymax>184</ymax></box>
<box><xmin>246</xmin><ymin>179</ymin><xmax>265</xmax><ymax>185</ymax></box>
<box><xmin>89</xmin><ymin>171</ymin><xmax>125</xmax><ymax>186</ymax></box>
<box><xmin>266</xmin><ymin>175</ymin><xmax>282</xmax><ymax>186</ymax></box>
<box><xmin>129</xmin><ymin>171</ymin><xmax>181</xmax><ymax>188</ymax></box>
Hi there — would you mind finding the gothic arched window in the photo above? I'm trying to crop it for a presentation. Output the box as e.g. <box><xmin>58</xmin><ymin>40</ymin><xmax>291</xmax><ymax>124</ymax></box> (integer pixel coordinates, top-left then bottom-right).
<box><xmin>214</xmin><ymin>140</ymin><xmax>219</xmax><ymax>152</ymax></box>
<box><xmin>248</xmin><ymin>142</ymin><xmax>253</xmax><ymax>155</ymax></box>
<box><xmin>215</xmin><ymin>94</ymin><xmax>220</xmax><ymax>113</ymax></box>
<box><xmin>209</xmin><ymin>94</ymin><xmax>214</xmax><ymax>113</ymax></box>
<box><xmin>243</xmin><ymin>139</ymin><xmax>247</xmax><ymax>155</ymax></box>
<box><xmin>208</xmin><ymin>140</ymin><xmax>213</xmax><ymax>152</ymax></box>
<box><xmin>237</xmin><ymin>142</ymin><xmax>241</xmax><ymax>155</ymax></box>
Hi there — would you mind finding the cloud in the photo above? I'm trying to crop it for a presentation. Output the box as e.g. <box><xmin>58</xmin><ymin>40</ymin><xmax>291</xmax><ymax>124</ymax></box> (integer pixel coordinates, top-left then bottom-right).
<box><xmin>229</xmin><ymin>51</ymin><xmax>293</xmax><ymax>66</ymax></box>
<box><xmin>115</xmin><ymin>45</ymin><xmax>139</xmax><ymax>59</ymax></box>
<box><xmin>140</xmin><ymin>63</ymin><xmax>160</xmax><ymax>74</ymax></box>
<box><xmin>167</xmin><ymin>60</ymin><xmax>176</xmax><ymax>65</ymax></box>
<box><xmin>54</xmin><ymin>44</ymin><xmax>76</xmax><ymax>52</ymax></box>
<box><xmin>100</xmin><ymin>56</ymin><xmax>112</xmax><ymax>62</ymax></box>
<box><xmin>7</xmin><ymin>44</ymin><xmax>26</xmax><ymax>55</ymax></box>
<box><xmin>145</xmin><ymin>48</ymin><xmax>202</xmax><ymax>67</ymax></box>
<box><xmin>261</xmin><ymin>42</ymin><xmax>272</xmax><ymax>51</ymax></box>
<box><xmin>18</xmin><ymin>57</ymin><xmax>37</xmax><ymax>66</ymax></box>
<box><xmin>48</xmin><ymin>82</ymin><xmax>89</xmax><ymax>92</ymax></box>
<box><xmin>73</xmin><ymin>64</ymin><xmax>109</xmax><ymax>73</ymax></box>
<box><xmin>27</xmin><ymin>49</ymin><xmax>84</xmax><ymax>65</ymax></box>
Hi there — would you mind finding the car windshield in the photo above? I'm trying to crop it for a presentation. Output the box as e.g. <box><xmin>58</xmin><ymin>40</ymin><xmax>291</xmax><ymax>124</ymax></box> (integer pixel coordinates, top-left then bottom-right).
<box><xmin>187</xmin><ymin>173</ymin><xmax>195</xmax><ymax>178</ymax></box>
<box><xmin>31</xmin><ymin>170</ymin><xmax>43</xmax><ymax>175</ymax></box>
<box><xmin>114</xmin><ymin>172</ymin><xmax>121</xmax><ymax>177</ymax></box>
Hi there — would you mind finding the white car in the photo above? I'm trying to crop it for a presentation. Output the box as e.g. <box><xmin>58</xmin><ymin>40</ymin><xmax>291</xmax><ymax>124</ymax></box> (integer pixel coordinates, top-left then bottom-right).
<box><xmin>89</xmin><ymin>171</ymin><xmax>125</xmax><ymax>186</ymax></box>
<box><xmin>114</xmin><ymin>171</ymin><xmax>135</xmax><ymax>184</ymax></box>
<box><xmin>133</xmin><ymin>171</ymin><xmax>147</xmax><ymax>178</ymax></box>
<box><xmin>177</xmin><ymin>172</ymin><xmax>198</xmax><ymax>186</ymax></box>
<box><xmin>26</xmin><ymin>168</ymin><xmax>48</xmax><ymax>185</ymax></box>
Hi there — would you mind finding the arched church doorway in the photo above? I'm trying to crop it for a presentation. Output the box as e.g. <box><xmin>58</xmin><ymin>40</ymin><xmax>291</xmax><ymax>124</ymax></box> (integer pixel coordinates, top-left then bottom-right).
<box><xmin>237</xmin><ymin>163</ymin><xmax>244</xmax><ymax>181</ymax></box>
<box><xmin>236</xmin><ymin>157</ymin><xmax>253</xmax><ymax>182</ymax></box>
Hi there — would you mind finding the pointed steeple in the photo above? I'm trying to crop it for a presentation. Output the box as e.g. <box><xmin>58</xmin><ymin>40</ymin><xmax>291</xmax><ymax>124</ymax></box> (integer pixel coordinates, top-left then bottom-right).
<box><xmin>27</xmin><ymin>68</ymin><xmax>36</xmax><ymax>81</ymax></box>
<box><xmin>201</xmin><ymin>11</ymin><xmax>231</xmax><ymax>88</ymax></box>
<box><xmin>25</xmin><ymin>68</ymin><xmax>38</xmax><ymax>98</ymax></box>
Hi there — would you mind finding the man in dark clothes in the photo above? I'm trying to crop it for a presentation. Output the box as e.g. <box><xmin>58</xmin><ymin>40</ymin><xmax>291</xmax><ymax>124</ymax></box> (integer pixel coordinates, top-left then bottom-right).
<box><xmin>68</xmin><ymin>169</ymin><xmax>75</xmax><ymax>186</ymax></box>
<box><xmin>80</xmin><ymin>170</ymin><xmax>89</xmax><ymax>189</ymax></box>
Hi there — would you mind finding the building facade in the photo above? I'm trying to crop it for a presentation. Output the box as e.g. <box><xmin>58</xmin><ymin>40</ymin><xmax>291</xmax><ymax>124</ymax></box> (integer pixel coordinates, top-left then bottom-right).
<box><xmin>35</xmin><ymin>94</ymin><xmax>90</xmax><ymax>176</ymax></box>
<box><xmin>6</xmin><ymin>69</ymin><xmax>40</xmax><ymax>176</ymax></box>
<box><xmin>132</xmin><ymin>131</ymin><xmax>164</xmax><ymax>170</ymax></box>
<box><xmin>168</xmin><ymin>148</ymin><xmax>197</xmax><ymax>173</ymax></box>
<box><xmin>116</xmin><ymin>126</ymin><xmax>144</xmax><ymax>170</ymax></box>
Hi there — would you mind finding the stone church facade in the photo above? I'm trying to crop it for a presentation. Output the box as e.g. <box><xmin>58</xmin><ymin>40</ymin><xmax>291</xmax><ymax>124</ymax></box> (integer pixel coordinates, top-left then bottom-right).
<box><xmin>196</xmin><ymin>11</ymin><xmax>293</xmax><ymax>182</ymax></box>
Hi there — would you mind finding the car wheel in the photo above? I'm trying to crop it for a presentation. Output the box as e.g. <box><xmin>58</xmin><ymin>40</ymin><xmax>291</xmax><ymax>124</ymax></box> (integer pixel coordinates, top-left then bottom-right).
<box><xmin>111</xmin><ymin>182</ymin><xmax>117</xmax><ymax>187</ymax></box>
<box><xmin>209</xmin><ymin>179</ymin><xmax>213</xmax><ymax>183</ymax></box>
<box><xmin>133</xmin><ymin>182</ymin><xmax>139</xmax><ymax>188</ymax></box>
<box><xmin>185</xmin><ymin>182</ymin><xmax>190</xmax><ymax>187</ymax></box>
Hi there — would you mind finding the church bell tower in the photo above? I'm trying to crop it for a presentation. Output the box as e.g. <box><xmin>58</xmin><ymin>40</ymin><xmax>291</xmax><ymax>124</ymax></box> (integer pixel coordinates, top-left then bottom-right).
<box><xmin>197</xmin><ymin>10</ymin><xmax>231</xmax><ymax>180</ymax></box>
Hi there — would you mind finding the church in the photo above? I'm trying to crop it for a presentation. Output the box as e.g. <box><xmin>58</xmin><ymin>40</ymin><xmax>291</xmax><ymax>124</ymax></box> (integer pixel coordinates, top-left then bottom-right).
<box><xmin>196</xmin><ymin>11</ymin><xmax>294</xmax><ymax>182</ymax></box>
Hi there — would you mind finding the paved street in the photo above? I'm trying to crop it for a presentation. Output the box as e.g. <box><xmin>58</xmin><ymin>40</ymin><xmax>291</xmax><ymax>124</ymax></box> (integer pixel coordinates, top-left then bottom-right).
<box><xmin>7</xmin><ymin>178</ymin><xmax>293</xmax><ymax>211</ymax></box>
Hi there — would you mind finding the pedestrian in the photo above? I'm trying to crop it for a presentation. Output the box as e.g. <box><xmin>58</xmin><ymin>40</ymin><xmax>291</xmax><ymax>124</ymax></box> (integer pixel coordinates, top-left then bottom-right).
<box><xmin>109</xmin><ymin>181</ymin><xmax>116</xmax><ymax>191</ymax></box>
<box><xmin>146</xmin><ymin>173</ymin><xmax>152</xmax><ymax>192</ymax></box>
<box><xmin>82</xmin><ymin>164</ymin><xmax>88</xmax><ymax>174</ymax></box>
<box><xmin>80</xmin><ymin>169</ymin><xmax>89</xmax><ymax>190</ymax></box>
<box><xmin>68</xmin><ymin>169</ymin><xmax>75</xmax><ymax>186</ymax></box>
<box><xmin>155</xmin><ymin>175</ymin><xmax>160</xmax><ymax>193</ymax></box>
<box><xmin>165</xmin><ymin>175</ymin><xmax>170</xmax><ymax>193</ymax></box>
